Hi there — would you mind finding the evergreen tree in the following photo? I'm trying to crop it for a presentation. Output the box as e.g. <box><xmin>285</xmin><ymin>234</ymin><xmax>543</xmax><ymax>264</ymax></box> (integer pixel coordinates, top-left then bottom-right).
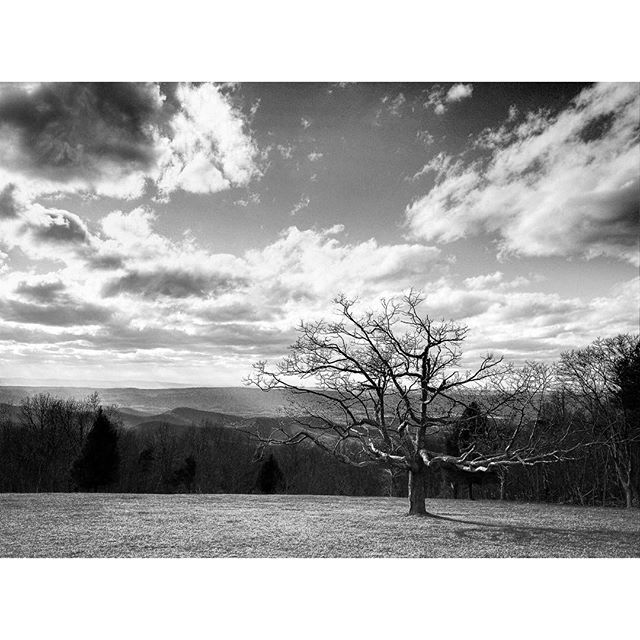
<box><xmin>71</xmin><ymin>407</ymin><xmax>119</xmax><ymax>491</ymax></box>
<box><xmin>257</xmin><ymin>454</ymin><xmax>284</xmax><ymax>494</ymax></box>
<box><xmin>171</xmin><ymin>454</ymin><xmax>197</xmax><ymax>492</ymax></box>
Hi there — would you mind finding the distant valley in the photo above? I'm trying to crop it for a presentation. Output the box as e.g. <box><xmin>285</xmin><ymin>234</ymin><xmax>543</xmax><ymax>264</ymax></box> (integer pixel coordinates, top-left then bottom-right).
<box><xmin>0</xmin><ymin>386</ymin><xmax>294</xmax><ymax>418</ymax></box>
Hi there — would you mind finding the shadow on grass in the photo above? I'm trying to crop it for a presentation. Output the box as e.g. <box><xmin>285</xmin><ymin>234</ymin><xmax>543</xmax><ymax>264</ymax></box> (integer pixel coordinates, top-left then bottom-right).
<box><xmin>417</xmin><ymin>511</ymin><xmax>637</xmax><ymax>547</ymax></box>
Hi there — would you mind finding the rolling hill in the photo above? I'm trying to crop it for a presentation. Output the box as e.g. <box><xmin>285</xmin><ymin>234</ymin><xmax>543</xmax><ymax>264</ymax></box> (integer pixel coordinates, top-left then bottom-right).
<box><xmin>0</xmin><ymin>386</ymin><xmax>294</xmax><ymax>417</ymax></box>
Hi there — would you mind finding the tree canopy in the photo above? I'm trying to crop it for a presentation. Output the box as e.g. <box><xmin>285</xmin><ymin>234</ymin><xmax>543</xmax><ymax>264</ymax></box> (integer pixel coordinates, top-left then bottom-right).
<box><xmin>249</xmin><ymin>292</ymin><xmax>585</xmax><ymax>514</ymax></box>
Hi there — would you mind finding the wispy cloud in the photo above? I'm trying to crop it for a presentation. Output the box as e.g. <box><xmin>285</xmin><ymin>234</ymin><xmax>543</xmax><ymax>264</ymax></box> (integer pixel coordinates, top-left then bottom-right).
<box><xmin>407</xmin><ymin>82</ymin><xmax>640</xmax><ymax>264</ymax></box>
<box><xmin>290</xmin><ymin>195</ymin><xmax>310</xmax><ymax>215</ymax></box>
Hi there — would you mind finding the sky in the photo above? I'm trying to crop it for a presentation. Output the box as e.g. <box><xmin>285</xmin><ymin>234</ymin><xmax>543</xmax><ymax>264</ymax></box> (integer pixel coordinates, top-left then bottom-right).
<box><xmin>0</xmin><ymin>81</ymin><xmax>638</xmax><ymax>387</ymax></box>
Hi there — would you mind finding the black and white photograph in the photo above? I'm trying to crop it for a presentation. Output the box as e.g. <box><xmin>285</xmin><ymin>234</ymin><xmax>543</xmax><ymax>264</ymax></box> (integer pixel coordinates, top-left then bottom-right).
<box><xmin>0</xmin><ymin>2</ymin><xmax>638</xmax><ymax>638</ymax></box>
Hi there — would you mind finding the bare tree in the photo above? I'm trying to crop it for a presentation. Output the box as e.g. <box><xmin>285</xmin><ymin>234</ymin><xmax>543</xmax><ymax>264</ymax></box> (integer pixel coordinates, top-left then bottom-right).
<box><xmin>248</xmin><ymin>293</ymin><xmax>583</xmax><ymax>515</ymax></box>
<box><xmin>18</xmin><ymin>393</ymin><xmax>101</xmax><ymax>491</ymax></box>
<box><xmin>559</xmin><ymin>334</ymin><xmax>640</xmax><ymax>508</ymax></box>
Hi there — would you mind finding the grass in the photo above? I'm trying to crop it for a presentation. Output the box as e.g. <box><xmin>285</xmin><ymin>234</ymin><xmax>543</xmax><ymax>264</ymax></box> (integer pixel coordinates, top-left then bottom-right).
<box><xmin>0</xmin><ymin>493</ymin><xmax>638</xmax><ymax>558</ymax></box>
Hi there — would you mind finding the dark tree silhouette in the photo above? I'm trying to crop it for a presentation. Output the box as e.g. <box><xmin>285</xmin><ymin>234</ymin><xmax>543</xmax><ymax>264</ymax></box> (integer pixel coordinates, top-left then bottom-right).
<box><xmin>257</xmin><ymin>454</ymin><xmax>284</xmax><ymax>493</ymax></box>
<box><xmin>456</xmin><ymin>401</ymin><xmax>487</xmax><ymax>452</ymax></box>
<box><xmin>138</xmin><ymin>446</ymin><xmax>155</xmax><ymax>473</ymax></box>
<box><xmin>71</xmin><ymin>407</ymin><xmax>119</xmax><ymax>491</ymax></box>
<box><xmin>613</xmin><ymin>337</ymin><xmax>640</xmax><ymax>413</ymax></box>
<box><xmin>172</xmin><ymin>455</ymin><xmax>197</xmax><ymax>492</ymax></box>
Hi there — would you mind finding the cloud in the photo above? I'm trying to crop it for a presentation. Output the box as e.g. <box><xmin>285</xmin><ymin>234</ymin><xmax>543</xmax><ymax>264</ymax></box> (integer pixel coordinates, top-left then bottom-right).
<box><xmin>102</xmin><ymin>268</ymin><xmax>246</xmax><ymax>300</ymax></box>
<box><xmin>0</xmin><ymin>82</ymin><xmax>261</xmax><ymax>201</ymax></box>
<box><xmin>1</xmin><ymin>191</ymin><xmax>635</xmax><ymax>383</ymax></box>
<box><xmin>234</xmin><ymin>192</ymin><xmax>261</xmax><ymax>207</ymax></box>
<box><xmin>0</xmin><ymin>298</ymin><xmax>111</xmax><ymax>327</ymax></box>
<box><xmin>446</xmin><ymin>83</ymin><xmax>473</xmax><ymax>102</ymax></box>
<box><xmin>290</xmin><ymin>195</ymin><xmax>310</xmax><ymax>216</ymax></box>
<box><xmin>416</xmin><ymin>130</ymin><xmax>434</xmax><ymax>146</ymax></box>
<box><xmin>406</xmin><ymin>82</ymin><xmax>640</xmax><ymax>264</ymax></box>
<box><xmin>463</xmin><ymin>271</ymin><xmax>503</xmax><ymax>289</ymax></box>
<box><xmin>384</xmin><ymin>93</ymin><xmax>406</xmax><ymax>116</ymax></box>
<box><xmin>100</xmin><ymin>207</ymin><xmax>166</xmax><ymax>256</ymax></box>
<box><xmin>0</xmin><ymin>82</ymin><xmax>164</xmax><ymax>199</ymax></box>
<box><xmin>14</xmin><ymin>277</ymin><xmax>66</xmax><ymax>304</ymax></box>
<box><xmin>375</xmin><ymin>93</ymin><xmax>408</xmax><ymax>125</ymax></box>
<box><xmin>275</xmin><ymin>143</ymin><xmax>294</xmax><ymax>159</ymax></box>
<box><xmin>0</xmin><ymin>199</ymin><xmax>449</xmax><ymax>384</ymax></box>
<box><xmin>413</xmin><ymin>273</ymin><xmax>640</xmax><ymax>367</ymax></box>
<box><xmin>1</xmin><ymin>274</ymin><xmax>111</xmax><ymax>327</ymax></box>
<box><xmin>0</xmin><ymin>201</ymin><xmax>99</xmax><ymax>264</ymax></box>
<box><xmin>156</xmin><ymin>83</ymin><xmax>260</xmax><ymax>196</ymax></box>
<box><xmin>0</xmin><ymin>183</ymin><xmax>19</xmax><ymax>218</ymax></box>
<box><xmin>29</xmin><ymin>208</ymin><xmax>91</xmax><ymax>245</ymax></box>
<box><xmin>245</xmin><ymin>225</ymin><xmax>442</xmax><ymax>308</ymax></box>
<box><xmin>424</xmin><ymin>83</ymin><xmax>474</xmax><ymax>115</ymax></box>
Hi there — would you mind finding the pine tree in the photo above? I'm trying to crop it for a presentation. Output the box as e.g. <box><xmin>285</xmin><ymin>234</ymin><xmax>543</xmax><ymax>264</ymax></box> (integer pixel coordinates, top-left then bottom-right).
<box><xmin>71</xmin><ymin>407</ymin><xmax>119</xmax><ymax>491</ymax></box>
<box><xmin>257</xmin><ymin>454</ymin><xmax>284</xmax><ymax>494</ymax></box>
<box><xmin>171</xmin><ymin>455</ymin><xmax>197</xmax><ymax>492</ymax></box>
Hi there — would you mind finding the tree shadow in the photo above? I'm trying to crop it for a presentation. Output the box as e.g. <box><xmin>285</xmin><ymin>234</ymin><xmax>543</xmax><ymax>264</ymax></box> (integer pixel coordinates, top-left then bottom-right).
<box><xmin>421</xmin><ymin>511</ymin><xmax>637</xmax><ymax>546</ymax></box>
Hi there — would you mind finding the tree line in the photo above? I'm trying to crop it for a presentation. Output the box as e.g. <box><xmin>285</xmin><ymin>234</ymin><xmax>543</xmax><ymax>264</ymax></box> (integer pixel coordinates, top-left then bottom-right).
<box><xmin>0</xmin><ymin>324</ymin><xmax>638</xmax><ymax>508</ymax></box>
<box><xmin>0</xmin><ymin>399</ymin><xmax>384</xmax><ymax>496</ymax></box>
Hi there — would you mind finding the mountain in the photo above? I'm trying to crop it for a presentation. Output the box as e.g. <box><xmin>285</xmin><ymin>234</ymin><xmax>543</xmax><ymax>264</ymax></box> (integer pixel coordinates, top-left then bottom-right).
<box><xmin>0</xmin><ymin>386</ymin><xmax>294</xmax><ymax>417</ymax></box>
<box><xmin>117</xmin><ymin>406</ymin><xmax>247</xmax><ymax>429</ymax></box>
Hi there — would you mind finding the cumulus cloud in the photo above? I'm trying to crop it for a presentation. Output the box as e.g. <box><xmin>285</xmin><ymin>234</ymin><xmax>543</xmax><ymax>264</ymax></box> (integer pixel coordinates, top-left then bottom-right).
<box><xmin>0</xmin><ymin>82</ymin><xmax>261</xmax><ymax>201</ymax></box>
<box><xmin>424</xmin><ymin>83</ymin><xmax>474</xmax><ymax>115</ymax></box>
<box><xmin>0</xmin><ymin>198</ymin><xmax>450</xmax><ymax>382</ymax></box>
<box><xmin>413</xmin><ymin>273</ymin><xmax>640</xmax><ymax>366</ymax></box>
<box><xmin>0</xmin><ymin>189</ymin><xmax>636</xmax><ymax>382</ymax></box>
<box><xmin>446</xmin><ymin>83</ymin><xmax>473</xmax><ymax>102</ymax></box>
<box><xmin>100</xmin><ymin>207</ymin><xmax>166</xmax><ymax>255</ymax></box>
<box><xmin>406</xmin><ymin>82</ymin><xmax>640</xmax><ymax>264</ymax></box>
<box><xmin>245</xmin><ymin>225</ymin><xmax>442</xmax><ymax>309</ymax></box>
<box><xmin>156</xmin><ymin>83</ymin><xmax>260</xmax><ymax>196</ymax></box>
<box><xmin>0</xmin><ymin>82</ymin><xmax>164</xmax><ymax>199</ymax></box>
<box><xmin>0</xmin><ymin>273</ymin><xmax>111</xmax><ymax>328</ymax></box>
<box><xmin>0</xmin><ymin>200</ymin><xmax>99</xmax><ymax>264</ymax></box>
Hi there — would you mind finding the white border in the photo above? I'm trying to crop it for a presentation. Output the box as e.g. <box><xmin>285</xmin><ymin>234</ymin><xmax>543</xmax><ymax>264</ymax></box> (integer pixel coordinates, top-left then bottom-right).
<box><xmin>1</xmin><ymin>3</ymin><xmax>638</xmax><ymax>638</ymax></box>
<box><xmin>2</xmin><ymin>1</ymin><xmax>639</xmax><ymax>80</ymax></box>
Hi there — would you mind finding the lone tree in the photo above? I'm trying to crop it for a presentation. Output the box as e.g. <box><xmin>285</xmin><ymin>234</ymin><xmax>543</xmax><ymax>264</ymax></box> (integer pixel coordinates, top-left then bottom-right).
<box><xmin>71</xmin><ymin>407</ymin><xmax>120</xmax><ymax>492</ymax></box>
<box><xmin>249</xmin><ymin>292</ymin><xmax>584</xmax><ymax>515</ymax></box>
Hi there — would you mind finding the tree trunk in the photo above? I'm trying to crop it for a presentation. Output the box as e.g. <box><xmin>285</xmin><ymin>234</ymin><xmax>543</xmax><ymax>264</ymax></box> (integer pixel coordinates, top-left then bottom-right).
<box><xmin>622</xmin><ymin>480</ymin><xmax>633</xmax><ymax>509</ymax></box>
<box><xmin>624</xmin><ymin>485</ymin><xmax>633</xmax><ymax>509</ymax></box>
<box><xmin>408</xmin><ymin>466</ymin><xmax>427</xmax><ymax>515</ymax></box>
<box><xmin>612</xmin><ymin>455</ymin><xmax>635</xmax><ymax>508</ymax></box>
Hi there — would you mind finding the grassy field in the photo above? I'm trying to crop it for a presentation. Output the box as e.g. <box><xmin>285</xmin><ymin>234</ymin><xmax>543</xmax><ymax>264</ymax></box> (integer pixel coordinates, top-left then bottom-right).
<box><xmin>0</xmin><ymin>493</ymin><xmax>638</xmax><ymax>557</ymax></box>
